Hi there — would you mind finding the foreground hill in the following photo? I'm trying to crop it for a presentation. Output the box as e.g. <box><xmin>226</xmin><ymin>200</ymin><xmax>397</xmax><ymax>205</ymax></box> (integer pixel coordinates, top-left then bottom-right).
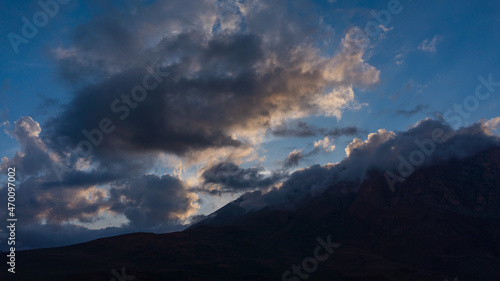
<box><xmin>2</xmin><ymin>147</ymin><xmax>500</xmax><ymax>281</ymax></box>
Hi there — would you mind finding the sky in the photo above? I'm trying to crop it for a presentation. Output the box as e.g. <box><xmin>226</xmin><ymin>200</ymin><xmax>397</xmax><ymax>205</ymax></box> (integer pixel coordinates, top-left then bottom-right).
<box><xmin>0</xmin><ymin>0</ymin><xmax>499</xmax><ymax>250</ymax></box>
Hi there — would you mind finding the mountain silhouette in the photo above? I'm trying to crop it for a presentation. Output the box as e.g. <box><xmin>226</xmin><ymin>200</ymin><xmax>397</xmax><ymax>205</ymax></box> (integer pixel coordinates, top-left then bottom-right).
<box><xmin>2</xmin><ymin>147</ymin><xmax>500</xmax><ymax>281</ymax></box>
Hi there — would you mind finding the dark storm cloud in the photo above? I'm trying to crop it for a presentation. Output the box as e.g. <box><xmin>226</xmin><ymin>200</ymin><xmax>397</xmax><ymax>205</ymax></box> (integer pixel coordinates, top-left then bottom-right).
<box><xmin>53</xmin><ymin>0</ymin><xmax>218</xmax><ymax>83</ymax></box>
<box><xmin>45</xmin><ymin>64</ymin><xmax>244</xmax><ymax>160</ymax></box>
<box><xmin>45</xmin><ymin>0</ymin><xmax>379</xmax><ymax>164</ymax></box>
<box><xmin>109</xmin><ymin>174</ymin><xmax>197</xmax><ymax>228</ymax></box>
<box><xmin>198</xmin><ymin>161</ymin><xmax>284</xmax><ymax>194</ymax></box>
<box><xmin>41</xmin><ymin>170</ymin><xmax>122</xmax><ymax>189</ymax></box>
<box><xmin>56</xmin><ymin>17</ymin><xmax>142</xmax><ymax>83</ymax></box>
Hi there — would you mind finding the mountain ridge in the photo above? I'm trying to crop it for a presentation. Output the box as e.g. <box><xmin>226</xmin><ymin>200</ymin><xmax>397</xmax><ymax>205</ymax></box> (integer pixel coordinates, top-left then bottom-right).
<box><xmin>2</xmin><ymin>146</ymin><xmax>499</xmax><ymax>280</ymax></box>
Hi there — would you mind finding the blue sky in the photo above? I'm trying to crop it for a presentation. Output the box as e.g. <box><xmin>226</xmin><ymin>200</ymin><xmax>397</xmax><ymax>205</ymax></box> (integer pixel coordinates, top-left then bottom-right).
<box><xmin>3</xmin><ymin>0</ymin><xmax>498</xmax><ymax>158</ymax></box>
<box><xmin>1</xmin><ymin>0</ymin><xmax>499</xmax><ymax>249</ymax></box>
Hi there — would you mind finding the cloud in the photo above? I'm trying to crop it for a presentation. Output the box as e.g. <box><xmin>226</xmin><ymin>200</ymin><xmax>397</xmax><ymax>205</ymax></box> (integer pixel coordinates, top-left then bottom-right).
<box><xmin>235</xmin><ymin>119</ymin><xmax>500</xmax><ymax>211</ymax></box>
<box><xmin>393</xmin><ymin>104</ymin><xmax>430</xmax><ymax>117</ymax></box>
<box><xmin>0</xmin><ymin>169</ymin><xmax>197</xmax><ymax>249</ymax></box>
<box><xmin>314</xmin><ymin>136</ymin><xmax>336</xmax><ymax>152</ymax></box>
<box><xmin>283</xmin><ymin>149</ymin><xmax>304</xmax><ymax>169</ymax></box>
<box><xmin>197</xmin><ymin>161</ymin><xmax>284</xmax><ymax>195</ymax></box>
<box><xmin>271</xmin><ymin>120</ymin><xmax>364</xmax><ymax>138</ymax></box>
<box><xmin>40</xmin><ymin>0</ymin><xmax>380</xmax><ymax>206</ymax></box>
<box><xmin>240</xmin><ymin>163</ymin><xmax>336</xmax><ymax>210</ymax></box>
<box><xmin>281</xmin><ymin>136</ymin><xmax>340</xmax><ymax>169</ymax></box>
<box><xmin>47</xmin><ymin>11</ymin><xmax>379</xmax><ymax>165</ymax></box>
<box><xmin>481</xmin><ymin>116</ymin><xmax>500</xmax><ymax>134</ymax></box>
<box><xmin>1</xmin><ymin>116</ymin><xmax>52</xmax><ymax>176</ymax></box>
<box><xmin>344</xmin><ymin>128</ymin><xmax>395</xmax><ymax>157</ymax></box>
<box><xmin>109</xmin><ymin>174</ymin><xmax>199</xmax><ymax>227</ymax></box>
<box><xmin>0</xmin><ymin>116</ymin><xmax>201</xmax><ymax>250</ymax></box>
<box><xmin>271</xmin><ymin>121</ymin><xmax>317</xmax><ymax>137</ymax></box>
<box><xmin>1</xmin><ymin>90</ymin><xmax>243</xmax><ymax>247</ymax></box>
<box><xmin>418</xmin><ymin>35</ymin><xmax>440</xmax><ymax>53</ymax></box>
<box><xmin>324</xmin><ymin>126</ymin><xmax>366</xmax><ymax>138</ymax></box>
<box><xmin>388</xmin><ymin>81</ymin><xmax>429</xmax><ymax>100</ymax></box>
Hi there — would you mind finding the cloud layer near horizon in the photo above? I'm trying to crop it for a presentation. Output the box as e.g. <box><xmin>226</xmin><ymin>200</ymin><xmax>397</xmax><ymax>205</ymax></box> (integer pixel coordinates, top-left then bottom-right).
<box><xmin>236</xmin><ymin>118</ymin><xmax>500</xmax><ymax>211</ymax></box>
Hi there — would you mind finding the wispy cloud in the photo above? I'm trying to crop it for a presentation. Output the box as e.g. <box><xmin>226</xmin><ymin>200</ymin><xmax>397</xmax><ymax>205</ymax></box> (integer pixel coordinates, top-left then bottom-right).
<box><xmin>388</xmin><ymin>81</ymin><xmax>429</xmax><ymax>100</ymax></box>
<box><xmin>271</xmin><ymin>121</ymin><xmax>365</xmax><ymax>138</ymax></box>
<box><xmin>418</xmin><ymin>35</ymin><xmax>440</xmax><ymax>53</ymax></box>
<box><xmin>379</xmin><ymin>104</ymin><xmax>430</xmax><ymax>117</ymax></box>
<box><xmin>394</xmin><ymin>104</ymin><xmax>430</xmax><ymax>117</ymax></box>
